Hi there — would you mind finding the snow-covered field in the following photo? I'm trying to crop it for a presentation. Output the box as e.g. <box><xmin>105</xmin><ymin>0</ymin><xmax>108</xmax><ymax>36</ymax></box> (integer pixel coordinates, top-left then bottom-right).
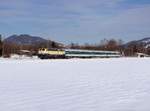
<box><xmin>0</xmin><ymin>58</ymin><xmax>150</xmax><ymax>111</ymax></box>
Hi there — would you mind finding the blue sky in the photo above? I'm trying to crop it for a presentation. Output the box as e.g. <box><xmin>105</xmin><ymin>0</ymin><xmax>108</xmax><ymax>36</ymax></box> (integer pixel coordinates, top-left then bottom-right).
<box><xmin>0</xmin><ymin>0</ymin><xmax>150</xmax><ymax>44</ymax></box>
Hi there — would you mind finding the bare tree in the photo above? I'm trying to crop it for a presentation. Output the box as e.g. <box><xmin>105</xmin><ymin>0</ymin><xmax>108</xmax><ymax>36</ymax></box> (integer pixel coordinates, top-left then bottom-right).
<box><xmin>0</xmin><ymin>35</ymin><xmax>2</xmax><ymax>56</ymax></box>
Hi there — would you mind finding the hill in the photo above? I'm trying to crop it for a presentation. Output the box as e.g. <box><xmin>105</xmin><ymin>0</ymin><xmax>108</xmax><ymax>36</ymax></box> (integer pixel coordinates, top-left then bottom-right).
<box><xmin>4</xmin><ymin>34</ymin><xmax>64</xmax><ymax>48</ymax></box>
<box><xmin>125</xmin><ymin>37</ymin><xmax>150</xmax><ymax>48</ymax></box>
<box><xmin>4</xmin><ymin>34</ymin><xmax>48</xmax><ymax>45</ymax></box>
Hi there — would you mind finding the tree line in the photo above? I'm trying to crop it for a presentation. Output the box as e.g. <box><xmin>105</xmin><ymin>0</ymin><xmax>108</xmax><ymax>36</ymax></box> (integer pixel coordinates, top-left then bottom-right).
<box><xmin>0</xmin><ymin>35</ymin><xmax>150</xmax><ymax>57</ymax></box>
<box><xmin>68</xmin><ymin>39</ymin><xmax>150</xmax><ymax>56</ymax></box>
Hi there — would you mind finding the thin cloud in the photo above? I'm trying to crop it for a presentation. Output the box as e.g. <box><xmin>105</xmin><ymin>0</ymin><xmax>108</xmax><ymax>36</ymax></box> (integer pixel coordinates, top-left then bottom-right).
<box><xmin>0</xmin><ymin>0</ymin><xmax>150</xmax><ymax>43</ymax></box>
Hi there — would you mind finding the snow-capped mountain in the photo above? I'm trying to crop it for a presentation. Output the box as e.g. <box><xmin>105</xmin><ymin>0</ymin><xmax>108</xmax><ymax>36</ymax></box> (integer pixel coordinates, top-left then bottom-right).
<box><xmin>125</xmin><ymin>37</ymin><xmax>150</xmax><ymax>48</ymax></box>
<box><xmin>138</xmin><ymin>38</ymin><xmax>150</xmax><ymax>48</ymax></box>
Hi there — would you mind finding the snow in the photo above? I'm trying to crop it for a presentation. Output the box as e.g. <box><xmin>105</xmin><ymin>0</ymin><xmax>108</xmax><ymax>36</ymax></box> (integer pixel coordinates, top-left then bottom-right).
<box><xmin>145</xmin><ymin>44</ymin><xmax>150</xmax><ymax>48</ymax></box>
<box><xmin>0</xmin><ymin>58</ymin><xmax>150</xmax><ymax>111</ymax></box>
<box><xmin>10</xmin><ymin>54</ymin><xmax>39</xmax><ymax>60</ymax></box>
<box><xmin>141</xmin><ymin>39</ymin><xmax>150</xmax><ymax>44</ymax></box>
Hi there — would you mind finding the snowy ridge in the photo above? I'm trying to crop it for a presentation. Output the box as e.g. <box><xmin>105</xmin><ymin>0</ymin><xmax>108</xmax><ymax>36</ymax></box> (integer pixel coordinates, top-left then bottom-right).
<box><xmin>0</xmin><ymin>58</ymin><xmax>150</xmax><ymax>111</ymax></box>
<box><xmin>139</xmin><ymin>38</ymin><xmax>150</xmax><ymax>48</ymax></box>
<box><xmin>140</xmin><ymin>38</ymin><xmax>150</xmax><ymax>44</ymax></box>
<box><xmin>126</xmin><ymin>37</ymin><xmax>150</xmax><ymax>48</ymax></box>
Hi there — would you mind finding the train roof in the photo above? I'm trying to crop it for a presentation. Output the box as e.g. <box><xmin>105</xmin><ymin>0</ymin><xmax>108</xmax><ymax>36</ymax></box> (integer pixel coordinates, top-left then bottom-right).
<box><xmin>64</xmin><ymin>49</ymin><xmax>120</xmax><ymax>54</ymax></box>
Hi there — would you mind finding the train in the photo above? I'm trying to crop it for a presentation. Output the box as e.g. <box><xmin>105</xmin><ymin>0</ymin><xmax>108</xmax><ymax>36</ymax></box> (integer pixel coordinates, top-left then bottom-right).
<box><xmin>38</xmin><ymin>48</ymin><xmax>122</xmax><ymax>59</ymax></box>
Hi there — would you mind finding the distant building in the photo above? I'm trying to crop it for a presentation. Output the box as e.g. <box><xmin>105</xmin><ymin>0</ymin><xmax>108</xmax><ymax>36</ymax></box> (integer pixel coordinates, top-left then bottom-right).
<box><xmin>18</xmin><ymin>50</ymin><xmax>36</xmax><ymax>56</ymax></box>
<box><xmin>135</xmin><ymin>53</ymin><xmax>149</xmax><ymax>58</ymax></box>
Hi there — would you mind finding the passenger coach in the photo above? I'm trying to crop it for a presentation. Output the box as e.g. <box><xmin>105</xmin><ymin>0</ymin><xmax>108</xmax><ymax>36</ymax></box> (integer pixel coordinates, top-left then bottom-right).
<box><xmin>65</xmin><ymin>49</ymin><xmax>121</xmax><ymax>58</ymax></box>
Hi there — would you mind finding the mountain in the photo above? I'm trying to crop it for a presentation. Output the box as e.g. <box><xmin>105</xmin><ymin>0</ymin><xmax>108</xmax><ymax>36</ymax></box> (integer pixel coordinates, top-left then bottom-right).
<box><xmin>137</xmin><ymin>38</ymin><xmax>150</xmax><ymax>48</ymax></box>
<box><xmin>4</xmin><ymin>34</ymin><xmax>48</xmax><ymax>45</ymax></box>
<box><xmin>125</xmin><ymin>37</ymin><xmax>150</xmax><ymax>48</ymax></box>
